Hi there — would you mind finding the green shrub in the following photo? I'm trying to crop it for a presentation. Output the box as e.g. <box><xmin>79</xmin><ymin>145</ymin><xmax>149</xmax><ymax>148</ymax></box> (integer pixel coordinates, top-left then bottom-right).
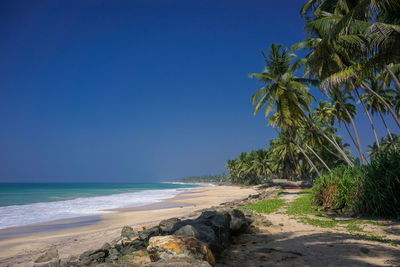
<box><xmin>312</xmin><ymin>151</ymin><xmax>400</xmax><ymax>218</ymax></box>
<box><xmin>359</xmin><ymin>151</ymin><xmax>400</xmax><ymax>218</ymax></box>
<box><xmin>312</xmin><ymin>166</ymin><xmax>363</xmax><ymax>212</ymax></box>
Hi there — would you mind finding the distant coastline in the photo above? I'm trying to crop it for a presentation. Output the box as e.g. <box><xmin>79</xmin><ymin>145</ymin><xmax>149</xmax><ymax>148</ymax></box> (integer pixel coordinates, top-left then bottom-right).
<box><xmin>167</xmin><ymin>173</ymin><xmax>229</xmax><ymax>185</ymax></box>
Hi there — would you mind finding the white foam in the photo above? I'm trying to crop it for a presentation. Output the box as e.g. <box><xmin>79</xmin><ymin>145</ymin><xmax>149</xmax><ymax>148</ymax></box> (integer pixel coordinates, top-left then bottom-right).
<box><xmin>0</xmin><ymin>188</ymin><xmax>188</xmax><ymax>230</ymax></box>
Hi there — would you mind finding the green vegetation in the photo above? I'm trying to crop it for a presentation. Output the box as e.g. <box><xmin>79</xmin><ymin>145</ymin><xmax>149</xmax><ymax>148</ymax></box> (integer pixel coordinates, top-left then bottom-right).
<box><xmin>312</xmin><ymin>150</ymin><xmax>400</xmax><ymax>218</ymax></box>
<box><xmin>170</xmin><ymin>174</ymin><xmax>229</xmax><ymax>184</ymax></box>
<box><xmin>359</xmin><ymin>150</ymin><xmax>400</xmax><ymax>218</ymax></box>
<box><xmin>225</xmin><ymin>0</ymin><xmax>400</xmax><ymax>186</ymax></box>
<box><xmin>224</xmin><ymin>0</ymin><xmax>400</xmax><ymax>219</ymax></box>
<box><xmin>286</xmin><ymin>189</ymin><xmax>323</xmax><ymax>216</ymax></box>
<box><xmin>312</xmin><ymin>166</ymin><xmax>364</xmax><ymax>212</ymax></box>
<box><xmin>285</xmin><ymin>190</ymin><xmax>397</xmax><ymax>246</ymax></box>
<box><xmin>238</xmin><ymin>199</ymin><xmax>285</xmax><ymax>214</ymax></box>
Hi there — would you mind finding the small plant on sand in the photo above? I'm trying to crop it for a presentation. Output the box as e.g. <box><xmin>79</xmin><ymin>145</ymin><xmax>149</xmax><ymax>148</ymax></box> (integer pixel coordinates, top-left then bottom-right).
<box><xmin>286</xmin><ymin>189</ymin><xmax>324</xmax><ymax>216</ymax></box>
<box><xmin>238</xmin><ymin>199</ymin><xmax>285</xmax><ymax>214</ymax></box>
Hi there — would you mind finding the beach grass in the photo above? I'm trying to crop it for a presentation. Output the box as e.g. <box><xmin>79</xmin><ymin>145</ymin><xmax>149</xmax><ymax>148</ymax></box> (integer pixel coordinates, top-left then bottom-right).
<box><xmin>284</xmin><ymin>189</ymin><xmax>397</xmax><ymax>246</ymax></box>
<box><xmin>238</xmin><ymin>199</ymin><xmax>285</xmax><ymax>214</ymax></box>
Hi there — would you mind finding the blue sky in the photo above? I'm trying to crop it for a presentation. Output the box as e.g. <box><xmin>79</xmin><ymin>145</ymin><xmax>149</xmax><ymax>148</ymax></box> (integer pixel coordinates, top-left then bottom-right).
<box><xmin>0</xmin><ymin>0</ymin><xmax>398</xmax><ymax>182</ymax></box>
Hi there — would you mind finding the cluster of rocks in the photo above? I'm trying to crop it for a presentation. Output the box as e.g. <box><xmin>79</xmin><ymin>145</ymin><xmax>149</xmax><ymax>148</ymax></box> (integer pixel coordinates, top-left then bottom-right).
<box><xmin>34</xmin><ymin>188</ymin><xmax>277</xmax><ymax>267</ymax></box>
<box><xmin>35</xmin><ymin>209</ymin><xmax>255</xmax><ymax>267</ymax></box>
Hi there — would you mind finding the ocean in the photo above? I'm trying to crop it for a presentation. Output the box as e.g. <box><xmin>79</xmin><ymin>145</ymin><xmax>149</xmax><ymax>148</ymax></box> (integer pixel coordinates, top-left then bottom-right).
<box><xmin>0</xmin><ymin>183</ymin><xmax>200</xmax><ymax>230</ymax></box>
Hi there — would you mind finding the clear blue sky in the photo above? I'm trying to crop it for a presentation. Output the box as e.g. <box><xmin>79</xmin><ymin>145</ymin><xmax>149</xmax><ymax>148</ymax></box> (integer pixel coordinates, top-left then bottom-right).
<box><xmin>0</xmin><ymin>0</ymin><xmax>398</xmax><ymax>182</ymax></box>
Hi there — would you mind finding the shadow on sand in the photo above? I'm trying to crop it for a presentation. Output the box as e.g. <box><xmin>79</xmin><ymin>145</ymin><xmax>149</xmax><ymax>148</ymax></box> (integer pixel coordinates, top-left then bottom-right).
<box><xmin>220</xmin><ymin>230</ymin><xmax>400</xmax><ymax>267</ymax></box>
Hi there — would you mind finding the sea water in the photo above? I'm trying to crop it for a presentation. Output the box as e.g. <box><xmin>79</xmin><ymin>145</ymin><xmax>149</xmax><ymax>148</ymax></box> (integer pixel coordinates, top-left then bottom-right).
<box><xmin>0</xmin><ymin>183</ymin><xmax>200</xmax><ymax>230</ymax></box>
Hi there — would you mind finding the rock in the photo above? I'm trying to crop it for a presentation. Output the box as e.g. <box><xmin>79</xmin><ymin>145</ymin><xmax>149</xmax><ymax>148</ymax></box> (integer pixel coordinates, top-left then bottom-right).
<box><xmin>116</xmin><ymin>237</ymin><xmax>131</xmax><ymax>248</ymax></box>
<box><xmin>35</xmin><ymin>248</ymin><xmax>59</xmax><ymax>263</ymax></box>
<box><xmin>171</xmin><ymin>211</ymin><xmax>230</xmax><ymax>256</ymax></box>
<box><xmin>121</xmin><ymin>226</ymin><xmax>137</xmax><ymax>238</ymax></box>
<box><xmin>33</xmin><ymin>258</ymin><xmax>60</xmax><ymax>267</ymax></box>
<box><xmin>80</xmin><ymin>248</ymin><xmax>109</xmax><ymax>265</ymax></box>
<box><xmin>102</xmin><ymin>242</ymin><xmax>112</xmax><ymax>251</ymax></box>
<box><xmin>159</xmin><ymin>218</ymin><xmax>181</xmax><ymax>234</ymax></box>
<box><xmin>139</xmin><ymin>226</ymin><xmax>160</xmax><ymax>241</ymax></box>
<box><xmin>227</xmin><ymin>209</ymin><xmax>249</xmax><ymax>233</ymax></box>
<box><xmin>174</xmin><ymin>225</ymin><xmax>215</xmax><ymax>246</ymax></box>
<box><xmin>142</xmin><ymin>258</ymin><xmax>212</xmax><ymax>267</ymax></box>
<box><xmin>106</xmin><ymin>248</ymin><xmax>120</xmax><ymax>261</ymax></box>
<box><xmin>147</xmin><ymin>235</ymin><xmax>215</xmax><ymax>267</ymax></box>
<box><xmin>62</xmin><ymin>256</ymin><xmax>80</xmax><ymax>267</ymax></box>
<box><xmin>118</xmin><ymin>239</ymin><xmax>145</xmax><ymax>255</ymax></box>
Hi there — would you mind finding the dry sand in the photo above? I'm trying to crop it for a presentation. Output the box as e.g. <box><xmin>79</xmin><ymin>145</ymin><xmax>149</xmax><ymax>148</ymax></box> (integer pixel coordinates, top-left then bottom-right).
<box><xmin>0</xmin><ymin>185</ymin><xmax>256</xmax><ymax>267</ymax></box>
<box><xmin>3</xmin><ymin>186</ymin><xmax>399</xmax><ymax>267</ymax></box>
<box><xmin>219</xmin><ymin>189</ymin><xmax>400</xmax><ymax>267</ymax></box>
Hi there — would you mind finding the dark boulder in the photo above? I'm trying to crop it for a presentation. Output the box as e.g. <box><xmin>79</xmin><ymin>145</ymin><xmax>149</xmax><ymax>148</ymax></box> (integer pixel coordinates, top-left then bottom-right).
<box><xmin>226</xmin><ymin>209</ymin><xmax>250</xmax><ymax>233</ymax></box>
<box><xmin>139</xmin><ymin>226</ymin><xmax>160</xmax><ymax>241</ymax></box>
<box><xmin>159</xmin><ymin>218</ymin><xmax>181</xmax><ymax>234</ymax></box>
<box><xmin>79</xmin><ymin>248</ymin><xmax>109</xmax><ymax>265</ymax></box>
<box><xmin>171</xmin><ymin>211</ymin><xmax>231</xmax><ymax>256</ymax></box>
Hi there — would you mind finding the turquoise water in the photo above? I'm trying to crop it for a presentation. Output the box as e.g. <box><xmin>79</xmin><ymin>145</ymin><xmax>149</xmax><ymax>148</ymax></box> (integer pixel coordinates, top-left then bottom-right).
<box><xmin>0</xmin><ymin>183</ymin><xmax>200</xmax><ymax>229</ymax></box>
<box><xmin>0</xmin><ymin>183</ymin><xmax>198</xmax><ymax>207</ymax></box>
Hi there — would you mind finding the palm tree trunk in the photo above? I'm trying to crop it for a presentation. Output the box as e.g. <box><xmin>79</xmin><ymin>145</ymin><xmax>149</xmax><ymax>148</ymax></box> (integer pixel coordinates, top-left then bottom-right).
<box><xmin>305</xmin><ymin>143</ymin><xmax>331</xmax><ymax>172</ymax></box>
<box><xmin>384</xmin><ymin>65</ymin><xmax>400</xmax><ymax>97</ymax></box>
<box><xmin>290</xmin><ymin>134</ymin><xmax>322</xmax><ymax>178</ymax></box>
<box><xmin>361</xmin><ymin>82</ymin><xmax>400</xmax><ymax>128</ymax></box>
<box><xmin>344</xmin><ymin>122</ymin><xmax>368</xmax><ymax>163</ymax></box>
<box><xmin>301</xmin><ymin>111</ymin><xmax>354</xmax><ymax>166</ymax></box>
<box><xmin>378</xmin><ymin>110</ymin><xmax>393</xmax><ymax>140</ymax></box>
<box><xmin>355</xmin><ymin>88</ymin><xmax>380</xmax><ymax>148</ymax></box>
<box><xmin>334</xmin><ymin>89</ymin><xmax>366</xmax><ymax>164</ymax></box>
<box><xmin>344</xmin><ymin>122</ymin><xmax>357</xmax><ymax>149</ymax></box>
<box><xmin>322</xmin><ymin>144</ymin><xmax>343</xmax><ymax>160</ymax></box>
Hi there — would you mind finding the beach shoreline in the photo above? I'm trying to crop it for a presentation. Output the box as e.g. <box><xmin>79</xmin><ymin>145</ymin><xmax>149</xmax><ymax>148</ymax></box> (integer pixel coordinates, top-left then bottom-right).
<box><xmin>0</xmin><ymin>185</ymin><xmax>202</xmax><ymax>239</ymax></box>
<box><xmin>0</xmin><ymin>185</ymin><xmax>256</xmax><ymax>266</ymax></box>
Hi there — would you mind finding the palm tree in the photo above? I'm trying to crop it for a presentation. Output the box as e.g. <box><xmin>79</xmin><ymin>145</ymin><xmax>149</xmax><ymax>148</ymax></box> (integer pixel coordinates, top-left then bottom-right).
<box><xmin>250</xmin><ymin>43</ymin><xmax>353</xmax><ymax>167</ymax></box>
<box><xmin>368</xmin><ymin>134</ymin><xmax>400</xmax><ymax>159</ymax></box>
<box><xmin>295</xmin><ymin>0</ymin><xmax>400</xmax><ymax>134</ymax></box>
<box><xmin>331</xmin><ymin>90</ymin><xmax>368</xmax><ymax>163</ymax></box>
<box><xmin>361</xmin><ymin>76</ymin><xmax>395</xmax><ymax>140</ymax></box>
<box><xmin>250</xmin><ymin>44</ymin><xmax>313</xmax><ymax>131</ymax></box>
<box><xmin>314</xmin><ymin>101</ymin><xmax>335</xmax><ymax>125</ymax></box>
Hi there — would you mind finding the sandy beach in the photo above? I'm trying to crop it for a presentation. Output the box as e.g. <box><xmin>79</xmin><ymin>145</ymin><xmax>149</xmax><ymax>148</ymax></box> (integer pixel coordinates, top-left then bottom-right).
<box><xmin>0</xmin><ymin>185</ymin><xmax>256</xmax><ymax>267</ymax></box>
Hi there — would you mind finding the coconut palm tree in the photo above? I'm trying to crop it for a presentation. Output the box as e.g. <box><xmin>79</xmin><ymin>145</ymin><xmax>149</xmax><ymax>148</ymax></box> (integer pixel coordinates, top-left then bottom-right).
<box><xmin>330</xmin><ymin>90</ymin><xmax>368</xmax><ymax>163</ymax></box>
<box><xmin>250</xmin><ymin>43</ymin><xmax>353</xmax><ymax>167</ymax></box>
<box><xmin>361</xmin><ymin>76</ymin><xmax>395</xmax><ymax>140</ymax></box>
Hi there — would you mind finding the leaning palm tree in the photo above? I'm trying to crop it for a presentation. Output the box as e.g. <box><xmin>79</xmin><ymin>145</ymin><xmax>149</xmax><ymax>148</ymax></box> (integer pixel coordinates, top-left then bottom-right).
<box><xmin>250</xmin><ymin>43</ymin><xmax>353</xmax><ymax>174</ymax></box>
<box><xmin>331</xmin><ymin>90</ymin><xmax>367</xmax><ymax>163</ymax></box>
<box><xmin>361</xmin><ymin>75</ymin><xmax>395</xmax><ymax>140</ymax></box>
<box><xmin>295</xmin><ymin>0</ymin><xmax>400</xmax><ymax>134</ymax></box>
